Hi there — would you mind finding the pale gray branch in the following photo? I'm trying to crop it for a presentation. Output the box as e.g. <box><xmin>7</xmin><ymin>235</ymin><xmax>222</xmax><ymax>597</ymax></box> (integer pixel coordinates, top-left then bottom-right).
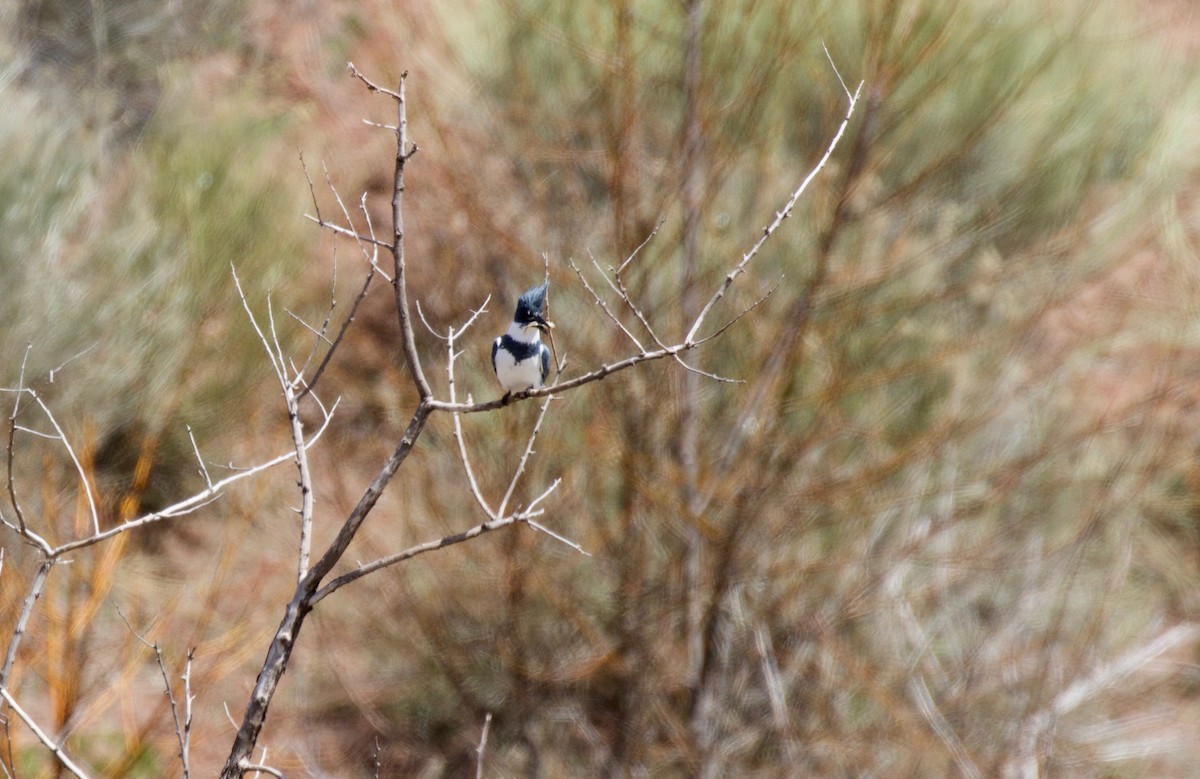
<box><xmin>684</xmin><ymin>80</ymin><xmax>863</xmax><ymax>345</ymax></box>
<box><xmin>0</xmin><ymin>687</ymin><xmax>91</xmax><ymax>779</ymax></box>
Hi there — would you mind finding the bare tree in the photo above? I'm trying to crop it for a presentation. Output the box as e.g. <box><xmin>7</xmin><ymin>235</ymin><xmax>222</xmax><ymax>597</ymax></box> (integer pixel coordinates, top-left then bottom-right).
<box><xmin>0</xmin><ymin>59</ymin><xmax>859</xmax><ymax>777</ymax></box>
<box><xmin>218</xmin><ymin>63</ymin><xmax>861</xmax><ymax>778</ymax></box>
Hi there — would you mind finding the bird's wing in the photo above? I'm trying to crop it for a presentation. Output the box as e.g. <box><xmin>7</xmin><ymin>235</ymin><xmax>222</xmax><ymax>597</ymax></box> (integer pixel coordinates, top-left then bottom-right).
<box><xmin>540</xmin><ymin>343</ymin><xmax>551</xmax><ymax>384</ymax></box>
<box><xmin>491</xmin><ymin>337</ymin><xmax>501</xmax><ymax>373</ymax></box>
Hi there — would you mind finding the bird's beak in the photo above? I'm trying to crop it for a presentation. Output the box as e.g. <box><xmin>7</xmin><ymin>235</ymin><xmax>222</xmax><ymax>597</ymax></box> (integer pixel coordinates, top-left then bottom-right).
<box><xmin>534</xmin><ymin>316</ymin><xmax>555</xmax><ymax>332</ymax></box>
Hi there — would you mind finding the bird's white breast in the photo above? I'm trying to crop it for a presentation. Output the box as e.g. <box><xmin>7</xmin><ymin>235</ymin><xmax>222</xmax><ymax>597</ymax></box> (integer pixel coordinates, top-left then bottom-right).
<box><xmin>493</xmin><ymin>337</ymin><xmax>545</xmax><ymax>392</ymax></box>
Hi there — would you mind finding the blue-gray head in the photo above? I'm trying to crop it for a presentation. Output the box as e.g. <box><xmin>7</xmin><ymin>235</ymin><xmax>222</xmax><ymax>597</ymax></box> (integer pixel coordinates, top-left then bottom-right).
<box><xmin>514</xmin><ymin>282</ymin><xmax>554</xmax><ymax>332</ymax></box>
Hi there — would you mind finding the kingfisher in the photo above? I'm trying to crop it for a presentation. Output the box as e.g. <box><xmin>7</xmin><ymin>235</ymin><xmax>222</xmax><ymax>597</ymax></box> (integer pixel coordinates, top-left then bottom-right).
<box><xmin>492</xmin><ymin>282</ymin><xmax>554</xmax><ymax>396</ymax></box>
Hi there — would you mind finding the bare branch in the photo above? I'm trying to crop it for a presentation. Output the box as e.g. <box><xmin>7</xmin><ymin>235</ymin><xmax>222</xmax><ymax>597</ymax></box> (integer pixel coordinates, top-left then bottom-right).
<box><xmin>187</xmin><ymin>425</ymin><xmax>213</xmax><ymax>490</ymax></box>
<box><xmin>0</xmin><ymin>686</ymin><xmax>91</xmax><ymax>778</ymax></box>
<box><xmin>264</xmin><ymin>293</ymin><xmax>290</xmax><ymax>386</ymax></box>
<box><xmin>181</xmin><ymin>649</ymin><xmax>195</xmax><ymax>778</ymax></box>
<box><xmin>46</xmin><ymin>343</ymin><xmax>97</xmax><ymax>384</ymax></box>
<box><xmin>300</xmin><ymin>263</ymin><xmax>378</xmax><ymax>402</ymax></box>
<box><xmin>51</xmin><ymin>402</ymin><xmax>337</xmax><ymax>557</ymax></box>
<box><xmin>300</xmin><ymin>150</ymin><xmax>322</xmax><ymax>223</ymax></box>
<box><xmin>288</xmin><ymin>383</ymin><xmax>315</xmax><ymax>581</ymax></box>
<box><xmin>570</xmin><ymin>260</ymin><xmax>645</xmax><ymax>352</ymax></box>
<box><xmin>525</xmin><ymin>516</ymin><xmax>590</xmax><ymax>557</ymax></box>
<box><xmin>616</xmin><ymin>219</ymin><xmax>664</xmax><ymax>275</ymax></box>
<box><xmin>302</xmin><ymin>214</ymin><xmax>392</xmax><ymax>254</ymax></box>
<box><xmin>448</xmin><ymin>325</ymin><xmax>496</xmax><ymax>519</ymax></box>
<box><xmin>27</xmin><ymin>389</ymin><xmax>100</xmax><ymax>535</ymax></box>
<box><xmin>285</xmin><ymin>307</ymin><xmax>334</xmax><ymax>347</ymax></box>
<box><xmin>415</xmin><ymin>299</ymin><xmax>441</xmax><ymax>339</ymax></box>
<box><xmin>323</xmin><ymin>164</ymin><xmax>393</xmax><ymax>282</ymax></box>
<box><xmin>691</xmin><ymin>277</ymin><xmax>781</xmax><ymax>346</ymax></box>
<box><xmin>0</xmin><ymin>560</ymin><xmax>52</xmax><ymax>685</ymax></box>
<box><xmin>498</xmin><ymin>397</ymin><xmax>554</xmax><ymax>518</ymax></box>
<box><xmin>5</xmin><ymin>346</ymin><xmax>30</xmax><ymax>537</ymax></box>
<box><xmin>604</xmin><ymin>259</ymin><xmax>668</xmax><ymax>350</ymax></box>
<box><xmin>429</xmin><ymin>340</ymin><xmax>691</xmax><ymax>414</ymax></box>
<box><xmin>475</xmin><ymin>712</ymin><xmax>493</xmax><ymax>779</ymax></box>
<box><xmin>242</xmin><ymin>756</ymin><xmax>284</xmax><ymax>779</ymax></box>
<box><xmin>232</xmin><ymin>267</ymin><xmax>285</xmax><ymax>384</ymax></box>
<box><xmin>386</xmin><ymin>70</ymin><xmax>432</xmax><ymax>401</ymax></box>
<box><xmin>823</xmin><ymin>41</ymin><xmax>852</xmax><ymax>102</ymax></box>
<box><xmin>684</xmin><ymin>80</ymin><xmax>863</xmax><ymax>345</ymax></box>
<box><xmin>362</xmin><ymin>118</ymin><xmax>398</xmax><ymax>131</ymax></box>
<box><xmin>309</xmin><ymin>502</ymin><xmax>549</xmax><ymax>607</ymax></box>
<box><xmin>347</xmin><ymin>61</ymin><xmax>403</xmax><ymax>101</ymax></box>
<box><xmin>119</xmin><ymin>613</ymin><xmax>195</xmax><ymax>779</ymax></box>
<box><xmin>670</xmin><ymin>354</ymin><xmax>743</xmax><ymax>384</ymax></box>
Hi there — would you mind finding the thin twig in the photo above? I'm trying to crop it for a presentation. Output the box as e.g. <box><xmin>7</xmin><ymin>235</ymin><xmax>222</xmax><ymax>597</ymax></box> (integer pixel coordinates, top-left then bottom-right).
<box><xmin>385</xmin><ymin>69</ymin><xmax>431</xmax><ymax>402</ymax></box>
<box><xmin>186</xmin><ymin>425</ymin><xmax>213</xmax><ymax>489</ymax></box>
<box><xmin>285</xmin><ymin>308</ymin><xmax>334</xmax><ymax>347</ymax></box>
<box><xmin>670</xmin><ymin>355</ymin><xmax>743</xmax><ymax>384</ymax></box>
<box><xmin>823</xmin><ymin>41</ymin><xmax>852</xmax><ymax>102</ymax></box>
<box><xmin>616</xmin><ymin>219</ymin><xmax>664</xmax><ymax>275</ymax></box>
<box><xmin>570</xmin><ymin>260</ymin><xmax>644</xmax><ymax>351</ymax></box>
<box><xmin>301</xmin><ymin>260</ymin><xmax>379</xmax><ymax>401</ymax></box>
<box><xmin>264</xmin><ymin>293</ymin><xmax>290</xmax><ymax>386</ymax></box>
<box><xmin>26</xmin><ymin>389</ymin><xmax>100</xmax><ymax>535</ymax></box>
<box><xmin>46</xmin><ymin>343</ymin><xmax>97</xmax><ymax>384</ymax></box>
<box><xmin>415</xmin><ymin>299</ymin><xmax>441</xmax><ymax>339</ymax></box>
<box><xmin>605</xmin><ymin>259</ymin><xmax>667</xmax><ymax>350</ymax></box>
<box><xmin>497</xmin><ymin>397</ymin><xmax>555</xmax><ymax>518</ymax></box>
<box><xmin>301</xmin><ymin>214</ymin><xmax>392</xmax><ymax>255</ymax></box>
<box><xmin>684</xmin><ymin>80</ymin><xmax>863</xmax><ymax>345</ymax></box>
<box><xmin>448</xmin><ymin>322</ymin><xmax>495</xmax><ymax>519</ymax></box>
<box><xmin>347</xmin><ymin>61</ymin><xmax>403</xmax><ymax>101</ymax></box>
<box><xmin>691</xmin><ymin>277</ymin><xmax>781</xmax><ymax>346</ymax></box>
<box><xmin>525</xmin><ymin>517</ymin><xmax>590</xmax><ymax>557</ymax></box>
<box><xmin>309</xmin><ymin>499</ymin><xmax>558</xmax><ymax>606</ymax></box>
<box><xmin>475</xmin><ymin>712</ymin><xmax>493</xmax><ymax>779</ymax></box>
<box><xmin>0</xmin><ymin>687</ymin><xmax>91</xmax><ymax>778</ymax></box>
<box><xmin>181</xmin><ymin>649</ymin><xmax>195</xmax><ymax>777</ymax></box>
<box><xmin>50</xmin><ymin>403</ymin><xmax>337</xmax><ymax>558</ymax></box>
<box><xmin>324</xmin><ymin>165</ymin><xmax>392</xmax><ymax>282</ymax></box>
<box><xmin>428</xmin><ymin>340</ymin><xmax>692</xmax><ymax>414</ymax></box>
<box><xmin>118</xmin><ymin>614</ymin><xmax>193</xmax><ymax>779</ymax></box>
<box><xmin>300</xmin><ymin>151</ymin><xmax>322</xmax><ymax>223</ymax></box>
<box><xmin>232</xmin><ymin>267</ymin><xmax>284</xmax><ymax>384</ymax></box>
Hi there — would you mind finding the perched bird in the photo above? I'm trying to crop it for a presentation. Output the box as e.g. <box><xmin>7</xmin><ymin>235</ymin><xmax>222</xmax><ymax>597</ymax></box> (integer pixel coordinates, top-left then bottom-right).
<box><xmin>492</xmin><ymin>282</ymin><xmax>554</xmax><ymax>395</ymax></box>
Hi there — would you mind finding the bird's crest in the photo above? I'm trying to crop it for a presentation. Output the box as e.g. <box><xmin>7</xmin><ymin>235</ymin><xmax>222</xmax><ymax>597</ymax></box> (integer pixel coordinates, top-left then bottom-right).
<box><xmin>514</xmin><ymin>282</ymin><xmax>550</xmax><ymax>325</ymax></box>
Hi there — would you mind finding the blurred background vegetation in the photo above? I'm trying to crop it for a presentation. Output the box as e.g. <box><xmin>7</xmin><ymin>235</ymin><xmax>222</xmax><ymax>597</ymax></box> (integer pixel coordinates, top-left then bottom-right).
<box><xmin>3</xmin><ymin>0</ymin><xmax>1200</xmax><ymax>776</ymax></box>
